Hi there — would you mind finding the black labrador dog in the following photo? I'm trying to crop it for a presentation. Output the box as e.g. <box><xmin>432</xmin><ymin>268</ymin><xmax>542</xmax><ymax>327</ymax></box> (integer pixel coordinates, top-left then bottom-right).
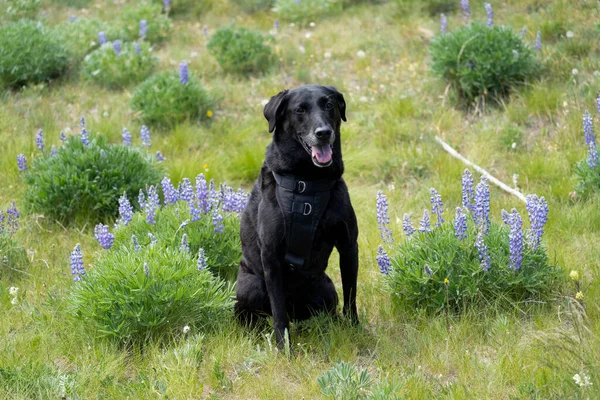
<box><xmin>235</xmin><ymin>85</ymin><xmax>359</xmax><ymax>349</ymax></box>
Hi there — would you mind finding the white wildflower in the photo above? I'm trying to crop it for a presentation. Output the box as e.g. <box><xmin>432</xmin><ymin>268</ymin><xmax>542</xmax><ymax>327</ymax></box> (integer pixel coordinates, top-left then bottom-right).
<box><xmin>183</xmin><ymin>325</ymin><xmax>190</xmax><ymax>334</ymax></box>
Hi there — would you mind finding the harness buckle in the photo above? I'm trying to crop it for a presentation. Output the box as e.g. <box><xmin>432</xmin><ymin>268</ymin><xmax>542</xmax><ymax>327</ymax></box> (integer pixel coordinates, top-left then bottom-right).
<box><xmin>303</xmin><ymin>202</ymin><xmax>312</xmax><ymax>215</ymax></box>
<box><xmin>297</xmin><ymin>181</ymin><xmax>306</xmax><ymax>193</ymax></box>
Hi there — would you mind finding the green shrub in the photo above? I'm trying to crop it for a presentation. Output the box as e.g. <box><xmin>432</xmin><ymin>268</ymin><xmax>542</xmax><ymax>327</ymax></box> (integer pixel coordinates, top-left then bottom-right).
<box><xmin>0</xmin><ymin>20</ymin><xmax>70</xmax><ymax>88</ymax></box>
<box><xmin>3</xmin><ymin>0</ymin><xmax>40</xmax><ymax>20</ymax></box>
<box><xmin>230</xmin><ymin>0</ymin><xmax>274</xmax><ymax>13</ymax></box>
<box><xmin>53</xmin><ymin>18</ymin><xmax>121</xmax><ymax>62</ymax></box>
<box><xmin>82</xmin><ymin>42</ymin><xmax>157</xmax><ymax>89</ymax></box>
<box><xmin>317</xmin><ymin>361</ymin><xmax>402</xmax><ymax>400</ymax></box>
<box><xmin>274</xmin><ymin>0</ymin><xmax>343</xmax><ymax>24</ymax></box>
<box><xmin>112</xmin><ymin>185</ymin><xmax>243</xmax><ymax>281</ymax></box>
<box><xmin>69</xmin><ymin>245</ymin><xmax>234</xmax><ymax>345</ymax></box>
<box><xmin>429</xmin><ymin>22</ymin><xmax>540</xmax><ymax>106</ymax></box>
<box><xmin>208</xmin><ymin>26</ymin><xmax>275</xmax><ymax>75</ymax></box>
<box><xmin>0</xmin><ymin>203</ymin><xmax>28</xmax><ymax>278</ymax></box>
<box><xmin>22</xmin><ymin>133</ymin><xmax>163</xmax><ymax>225</ymax></box>
<box><xmin>378</xmin><ymin>171</ymin><xmax>562</xmax><ymax>314</ymax></box>
<box><xmin>131</xmin><ymin>71</ymin><xmax>213</xmax><ymax>127</ymax></box>
<box><xmin>120</xmin><ymin>2</ymin><xmax>171</xmax><ymax>44</ymax></box>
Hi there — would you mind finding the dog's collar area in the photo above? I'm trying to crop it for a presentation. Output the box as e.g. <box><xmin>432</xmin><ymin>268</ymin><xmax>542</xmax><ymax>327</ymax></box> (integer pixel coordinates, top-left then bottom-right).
<box><xmin>272</xmin><ymin>172</ymin><xmax>336</xmax><ymax>271</ymax></box>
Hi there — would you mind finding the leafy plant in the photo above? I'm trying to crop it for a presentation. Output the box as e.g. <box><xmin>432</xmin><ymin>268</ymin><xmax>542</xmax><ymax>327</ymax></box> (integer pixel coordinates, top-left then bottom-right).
<box><xmin>208</xmin><ymin>26</ymin><xmax>275</xmax><ymax>75</ymax></box>
<box><xmin>274</xmin><ymin>0</ymin><xmax>343</xmax><ymax>25</ymax></box>
<box><xmin>318</xmin><ymin>362</ymin><xmax>372</xmax><ymax>400</ymax></box>
<box><xmin>119</xmin><ymin>2</ymin><xmax>171</xmax><ymax>44</ymax></box>
<box><xmin>69</xmin><ymin>244</ymin><xmax>234</xmax><ymax>345</ymax></box>
<box><xmin>230</xmin><ymin>0</ymin><xmax>274</xmax><ymax>13</ymax></box>
<box><xmin>0</xmin><ymin>20</ymin><xmax>70</xmax><ymax>88</ymax></box>
<box><xmin>22</xmin><ymin>133</ymin><xmax>162</xmax><ymax>225</ymax></box>
<box><xmin>82</xmin><ymin>42</ymin><xmax>157</xmax><ymax>89</ymax></box>
<box><xmin>430</xmin><ymin>22</ymin><xmax>540</xmax><ymax>106</ymax></box>
<box><xmin>3</xmin><ymin>0</ymin><xmax>40</xmax><ymax>20</ymax></box>
<box><xmin>131</xmin><ymin>71</ymin><xmax>213</xmax><ymax>127</ymax></box>
<box><xmin>53</xmin><ymin>17</ymin><xmax>121</xmax><ymax>63</ymax></box>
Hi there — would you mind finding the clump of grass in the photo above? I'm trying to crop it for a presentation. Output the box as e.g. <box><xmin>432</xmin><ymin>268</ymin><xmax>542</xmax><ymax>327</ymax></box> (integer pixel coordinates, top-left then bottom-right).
<box><xmin>274</xmin><ymin>0</ymin><xmax>343</xmax><ymax>25</ymax></box>
<box><xmin>119</xmin><ymin>2</ymin><xmax>171</xmax><ymax>44</ymax></box>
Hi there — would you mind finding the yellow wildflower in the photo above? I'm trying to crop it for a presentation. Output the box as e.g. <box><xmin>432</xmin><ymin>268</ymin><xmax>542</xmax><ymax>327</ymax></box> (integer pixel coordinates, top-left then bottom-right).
<box><xmin>203</xmin><ymin>163</ymin><xmax>208</xmax><ymax>170</ymax></box>
<box><xmin>206</xmin><ymin>110</ymin><xmax>213</xmax><ymax>118</ymax></box>
<box><xmin>570</xmin><ymin>270</ymin><xmax>579</xmax><ymax>281</ymax></box>
<box><xmin>576</xmin><ymin>291</ymin><xmax>584</xmax><ymax>300</ymax></box>
<box><xmin>443</xmin><ymin>277</ymin><xmax>449</xmax><ymax>285</ymax></box>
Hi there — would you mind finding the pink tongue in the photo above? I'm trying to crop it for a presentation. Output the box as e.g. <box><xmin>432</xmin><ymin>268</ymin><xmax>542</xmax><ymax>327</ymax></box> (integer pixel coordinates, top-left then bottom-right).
<box><xmin>311</xmin><ymin>145</ymin><xmax>333</xmax><ymax>164</ymax></box>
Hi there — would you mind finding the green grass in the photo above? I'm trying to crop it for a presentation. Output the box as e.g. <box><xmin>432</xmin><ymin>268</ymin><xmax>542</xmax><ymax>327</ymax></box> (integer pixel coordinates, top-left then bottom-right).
<box><xmin>1</xmin><ymin>0</ymin><xmax>599</xmax><ymax>398</ymax></box>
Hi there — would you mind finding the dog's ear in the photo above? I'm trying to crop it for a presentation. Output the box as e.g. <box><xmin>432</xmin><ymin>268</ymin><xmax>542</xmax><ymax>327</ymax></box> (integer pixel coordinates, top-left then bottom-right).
<box><xmin>264</xmin><ymin>89</ymin><xmax>289</xmax><ymax>133</ymax></box>
<box><xmin>326</xmin><ymin>86</ymin><xmax>346</xmax><ymax>122</ymax></box>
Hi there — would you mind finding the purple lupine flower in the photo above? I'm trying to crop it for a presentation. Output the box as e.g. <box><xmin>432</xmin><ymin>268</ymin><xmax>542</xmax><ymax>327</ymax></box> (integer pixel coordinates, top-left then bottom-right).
<box><xmin>94</xmin><ymin>223</ymin><xmax>114</xmax><ymax>249</ymax></box>
<box><xmin>80</xmin><ymin>116</ymin><xmax>86</xmax><ymax>129</ymax></box>
<box><xmin>520</xmin><ymin>26</ymin><xmax>526</xmax><ymax>38</ymax></box>
<box><xmin>454</xmin><ymin>207</ymin><xmax>467</xmax><ymax>240</ymax></box>
<box><xmin>484</xmin><ymin>3</ymin><xmax>493</xmax><ymax>26</ymax></box>
<box><xmin>424</xmin><ymin>264</ymin><xmax>433</xmax><ymax>276</ymax></box>
<box><xmin>122</xmin><ymin>128</ymin><xmax>132</xmax><ymax>146</ymax></box>
<box><xmin>462</xmin><ymin>169</ymin><xmax>475</xmax><ymax>212</ymax></box>
<box><xmin>148</xmin><ymin>232</ymin><xmax>158</xmax><ymax>246</ymax></box>
<box><xmin>0</xmin><ymin>210</ymin><xmax>5</xmax><ymax>234</ymax></box>
<box><xmin>534</xmin><ymin>31</ymin><xmax>541</xmax><ymax>51</ymax></box>
<box><xmin>156</xmin><ymin>151</ymin><xmax>165</xmax><ymax>162</ymax></box>
<box><xmin>506</xmin><ymin>208</ymin><xmax>523</xmax><ymax>271</ymax></box>
<box><xmin>221</xmin><ymin>185</ymin><xmax>235</xmax><ymax>213</ymax></box>
<box><xmin>474</xmin><ymin>177</ymin><xmax>490</xmax><ymax>232</ymax></box>
<box><xmin>70</xmin><ymin>244</ymin><xmax>85</xmax><ymax>281</ymax></box>
<box><xmin>212</xmin><ymin>209</ymin><xmax>224</xmax><ymax>233</ymax></box>
<box><xmin>50</xmin><ymin>145</ymin><xmax>57</xmax><ymax>157</ymax></box>
<box><xmin>419</xmin><ymin>209</ymin><xmax>431</xmax><ymax>233</ymax></box>
<box><xmin>80</xmin><ymin>128</ymin><xmax>90</xmax><ymax>147</ymax></box>
<box><xmin>274</xmin><ymin>19</ymin><xmax>280</xmax><ymax>31</ymax></box>
<box><xmin>35</xmin><ymin>129</ymin><xmax>44</xmax><ymax>151</ymax></box>
<box><xmin>6</xmin><ymin>203</ymin><xmax>19</xmax><ymax>235</ymax></box>
<box><xmin>179</xmin><ymin>61</ymin><xmax>189</xmax><ymax>85</ymax></box>
<box><xmin>113</xmin><ymin>40</ymin><xmax>121</xmax><ymax>56</ymax></box>
<box><xmin>461</xmin><ymin>0</ymin><xmax>470</xmax><ymax>20</ymax></box>
<box><xmin>430</xmin><ymin>188</ymin><xmax>444</xmax><ymax>227</ymax></box>
<box><xmin>179</xmin><ymin>178</ymin><xmax>194</xmax><ymax>203</ymax></box>
<box><xmin>163</xmin><ymin>0</ymin><xmax>171</xmax><ymax>11</ymax></box>
<box><xmin>138</xmin><ymin>189</ymin><xmax>146</xmax><ymax>209</ymax></box>
<box><xmin>132</xmin><ymin>235</ymin><xmax>141</xmax><ymax>252</ymax></box>
<box><xmin>197</xmin><ymin>248</ymin><xmax>207</xmax><ymax>271</ymax></box>
<box><xmin>140</xmin><ymin>125</ymin><xmax>151</xmax><ymax>147</ymax></box>
<box><xmin>161</xmin><ymin>177</ymin><xmax>179</xmax><ymax>205</ymax></box>
<box><xmin>597</xmin><ymin>93</ymin><xmax>600</xmax><ymax>115</ymax></box>
<box><xmin>376</xmin><ymin>190</ymin><xmax>393</xmax><ymax>244</ymax></box>
<box><xmin>202</xmin><ymin>25</ymin><xmax>208</xmax><ymax>38</ymax></box>
<box><xmin>376</xmin><ymin>245</ymin><xmax>391</xmax><ymax>275</ymax></box>
<box><xmin>144</xmin><ymin>262</ymin><xmax>149</xmax><ymax>277</ymax></box>
<box><xmin>501</xmin><ymin>209</ymin><xmax>511</xmax><ymax>225</ymax></box>
<box><xmin>196</xmin><ymin>174</ymin><xmax>210</xmax><ymax>215</ymax></box>
<box><xmin>208</xmin><ymin>179</ymin><xmax>220</xmax><ymax>211</ymax></box>
<box><xmin>180</xmin><ymin>233</ymin><xmax>190</xmax><ymax>253</ymax></box>
<box><xmin>474</xmin><ymin>228</ymin><xmax>491</xmax><ymax>271</ymax></box>
<box><xmin>68</xmin><ymin>15</ymin><xmax>77</xmax><ymax>22</ymax></box>
<box><xmin>60</xmin><ymin>131</ymin><xmax>66</xmax><ymax>142</ymax></box>
<box><xmin>139</xmin><ymin>19</ymin><xmax>148</xmax><ymax>40</ymax></box>
<box><xmin>98</xmin><ymin>31</ymin><xmax>107</xmax><ymax>45</ymax></box>
<box><xmin>117</xmin><ymin>192</ymin><xmax>133</xmax><ymax>226</ymax></box>
<box><xmin>17</xmin><ymin>154</ymin><xmax>27</xmax><ymax>172</ymax></box>
<box><xmin>134</xmin><ymin>42</ymin><xmax>142</xmax><ymax>55</ymax></box>
<box><xmin>144</xmin><ymin>185</ymin><xmax>159</xmax><ymax>224</ymax></box>
<box><xmin>402</xmin><ymin>213</ymin><xmax>415</xmax><ymax>237</ymax></box>
<box><xmin>583</xmin><ymin>110</ymin><xmax>599</xmax><ymax>168</ymax></box>
<box><xmin>440</xmin><ymin>13</ymin><xmax>447</xmax><ymax>34</ymax></box>
<box><xmin>526</xmin><ymin>194</ymin><xmax>548</xmax><ymax>250</ymax></box>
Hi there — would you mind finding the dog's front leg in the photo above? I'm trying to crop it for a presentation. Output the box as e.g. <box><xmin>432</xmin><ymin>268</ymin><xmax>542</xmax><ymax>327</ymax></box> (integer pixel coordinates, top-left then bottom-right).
<box><xmin>260</xmin><ymin>246</ymin><xmax>289</xmax><ymax>350</ymax></box>
<box><xmin>336</xmin><ymin>217</ymin><xmax>359</xmax><ymax>325</ymax></box>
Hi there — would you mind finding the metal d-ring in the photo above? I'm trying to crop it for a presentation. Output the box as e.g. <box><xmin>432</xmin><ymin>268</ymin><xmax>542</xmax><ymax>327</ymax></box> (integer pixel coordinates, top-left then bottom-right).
<box><xmin>303</xmin><ymin>202</ymin><xmax>312</xmax><ymax>215</ymax></box>
<box><xmin>297</xmin><ymin>181</ymin><xmax>306</xmax><ymax>193</ymax></box>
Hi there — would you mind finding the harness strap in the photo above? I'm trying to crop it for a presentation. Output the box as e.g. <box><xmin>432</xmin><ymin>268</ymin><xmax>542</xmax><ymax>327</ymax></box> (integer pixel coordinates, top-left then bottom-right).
<box><xmin>273</xmin><ymin>172</ymin><xmax>336</xmax><ymax>270</ymax></box>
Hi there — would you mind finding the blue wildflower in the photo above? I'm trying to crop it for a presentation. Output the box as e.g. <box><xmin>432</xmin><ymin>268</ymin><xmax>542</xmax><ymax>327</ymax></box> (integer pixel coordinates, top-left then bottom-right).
<box><xmin>376</xmin><ymin>190</ymin><xmax>393</xmax><ymax>244</ymax></box>
<box><xmin>583</xmin><ymin>110</ymin><xmax>599</xmax><ymax>168</ymax></box>
<box><xmin>424</xmin><ymin>264</ymin><xmax>433</xmax><ymax>276</ymax></box>
<box><xmin>134</xmin><ymin>42</ymin><xmax>141</xmax><ymax>55</ymax></box>
<box><xmin>197</xmin><ymin>248</ymin><xmax>207</xmax><ymax>271</ymax></box>
<box><xmin>212</xmin><ymin>209</ymin><xmax>224</xmax><ymax>233</ymax></box>
<box><xmin>376</xmin><ymin>245</ymin><xmax>391</xmax><ymax>275</ymax></box>
<box><xmin>440</xmin><ymin>13</ymin><xmax>447</xmax><ymax>34</ymax></box>
<box><xmin>17</xmin><ymin>154</ymin><xmax>27</xmax><ymax>172</ymax></box>
<box><xmin>144</xmin><ymin>186</ymin><xmax>159</xmax><ymax>225</ymax></box>
<box><xmin>35</xmin><ymin>129</ymin><xmax>44</xmax><ymax>151</ymax></box>
<box><xmin>122</xmin><ymin>128</ymin><xmax>132</xmax><ymax>146</ymax></box>
<box><xmin>117</xmin><ymin>192</ymin><xmax>133</xmax><ymax>227</ymax></box>
<box><xmin>163</xmin><ymin>0</ymin><xmax>171</xmax><ymax>11</ymax></box>
<box><xmin>534</xmin><ymin>31</ymin><xmax>541</xmax><ymax>51</ymax></box>
<box><xmin>60</xmin><ymin>131</ymin><xmax>66</xmax><ymax>142</ymax></box>
<box><xmin>179</xmin><ymin>178</ymin><xmax>194</xmax><ymax>203</ymax></box>
<box><xmin>180</xmin><ymin>233</ymin><xmax>190</xmax><ymax>253</ymax></box>
<box><xmin>70</xmin><ymin>243</ymin><xmax>85</xmax><ymax>282</ymax></box>
<box><xmin>430</xmin><ymin>188</ymin><xmax>444</xmax><ymax>227</ymax></box>
<box><xmin>5</xmin><ymin>203</ymin><xmax>19</xmax><ymax>235</ymax></box>
<box><xmin>419</xmin><ymin>209</ymin><xmax>431</xmax><ymax>233</ymax></box>
<box><xmin>94</xmin><ymin>223</ymin><xmax>114</xmax><ymax>249</ymax></box>
<box><xmin>156</xmin><ymin>151</ymin><xmax>165</xmax><ymax>162</ymax></box>
<box><xmin>526</xmin><ymin>194</ymin><xmax>548</xmax><ymax>250</ymax></box>
<box><xmin>179</xmin><ymin>61</ymin><xmax>189</xmax><ymax>85</ymax></box>
<box><xmin>196</xmin><ymin>174</ymin><xmax>209</xmax><ymax>215</ymax></box>
<box><xmin>462</xmin><ymin>169</ymin><xmax>475</xmax><ymax>212</ymax></box>
<box><xmin>132</xmin><ymin>235</ymin><xmax>141</xmax><ymax>252</ymax></box>
<box><xmin>484</xmin><ymin>3</ymin><xmax>493</xmax><ymax>26</ymax></box>
<box><xmin>454</xmin><ymin>206</ymin><xmax>467</xmax><ymax>240</ymax></box>
<box><xmin>274</xmin><ymin>19</ymin><xmax>280</xmax><ymax>31</ymax></box>
<box><xmin>507</xmin><ymin>208</ymin><xmax>523</xmax><ymax>271</ymax></box>
<box><xmin>161</xmin><ymin>177</ymin><xmax>179</xmax><ymax>205</ymax></box>
<box><xmin>98</xmin><ymin>31</ymin><xmax>107</xmax><ymax>45</ymax></box>
<box><xmin>461</xmin><ymin>0</ymin><xmax>470</xmax><ymax>19</ymax></box>
<box><xmin>474</xmin><ymin>177</ymin><xmax>490</xmax><ymax>232</ymax></box>
<box><xmin>144</xmin><ymin>262</ymin><xmax>149</xmax><ymax>277</ymax></box>
<box><xmin>80</xmin><ymin>116</ymin><xmax>86</xmax><ymax>129</ymax></box>
<box><xmin>139</xmin><ymin>19</ymin><xmax>148</xmax><ymax>40</ymax></box>
<box><xmin>138</xmin><ymin>189</ymin><xmax>146</xmax><ymax>209</ymax></box>
<box><xmin>402</xmin><ymin>213</ymin><xmax>415</xmax><ymax>237</ymax></box>
<box><xmin>113</xmin><ymin>40</ymin><xmax>121</xmax><ymax>56</ymax></box>
<box><xmin>80</xmin><ymin>127</ymin><xmax>90</xmax><ymax>147</ymax></box>
<box><xmin>50</xmin><ymin>145</ymin><xmax>57</xmax><ymax>157</ymax></box>
<box><xmin>474</xmin><ymin>228</ymin><xmax>491</xmax><ymax>271</ymax></box>
<box><xmin>148</xmin><ymin>232</ymin><xmax>158</xmax><ymax>246</ymax></box>
<box><xmin>141</xmin><ymin>125</ymin><xmax>151</xmax><ymax>147</ymax></box>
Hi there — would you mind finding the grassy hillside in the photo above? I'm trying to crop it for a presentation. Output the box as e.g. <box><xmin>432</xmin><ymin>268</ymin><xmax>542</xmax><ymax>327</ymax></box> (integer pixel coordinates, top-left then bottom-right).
<box><xmin>1</xmin><ymin>0</ymin><xmax>599</xmax><ymax>398</ymax></box>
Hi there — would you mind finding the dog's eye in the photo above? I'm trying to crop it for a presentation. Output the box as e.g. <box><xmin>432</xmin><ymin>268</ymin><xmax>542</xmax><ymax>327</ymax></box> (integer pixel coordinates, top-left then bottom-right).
<box><xmin>295</xmin><ymin>108</ymin><xmax>305</xmax><ymax>114</ymax></box>
<box><xmin>326</xmin><ymin>102</ymin><xmax>334</xmax><ymax>110</ymax></box>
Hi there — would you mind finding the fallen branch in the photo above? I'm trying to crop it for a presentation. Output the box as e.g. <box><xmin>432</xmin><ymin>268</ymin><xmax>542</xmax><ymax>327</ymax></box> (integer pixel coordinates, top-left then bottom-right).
<box><xmin>434</xmin><ymin>136</ymin><xmax>527</xmax><ymax>203</ymax></box>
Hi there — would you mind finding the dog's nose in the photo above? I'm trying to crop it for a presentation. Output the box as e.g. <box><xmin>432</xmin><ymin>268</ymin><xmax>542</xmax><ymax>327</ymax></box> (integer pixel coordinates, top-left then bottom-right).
<box><xmin>315</xmin><ymin>126</ymin><xmax>333</xmax><ymax>141</ymax></box>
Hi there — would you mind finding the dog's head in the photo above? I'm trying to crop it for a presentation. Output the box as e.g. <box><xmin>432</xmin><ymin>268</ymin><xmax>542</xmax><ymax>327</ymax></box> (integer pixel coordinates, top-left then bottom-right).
<box><xmin>264</xmin><ymin>85</ymin><xmax>346</xmax><ymax>174</ymax></box>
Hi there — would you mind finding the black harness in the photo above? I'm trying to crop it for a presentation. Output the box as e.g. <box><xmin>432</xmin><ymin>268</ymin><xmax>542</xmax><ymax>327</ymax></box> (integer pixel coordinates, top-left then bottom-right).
<box><xmin>273</xmin><ymin>172</ymin><xmax>337</xmax><ymax>270</ymax></box>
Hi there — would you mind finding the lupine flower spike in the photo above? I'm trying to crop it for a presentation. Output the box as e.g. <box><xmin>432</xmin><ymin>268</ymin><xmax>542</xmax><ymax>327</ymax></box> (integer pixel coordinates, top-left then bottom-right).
<box><xmin>454</xmin><ymin>207</ymin><xmax>467</xmax><ymax>240</ymax></box>
<box><xmin>526</xmin><ymin>195</ymin><xmax>548</xmax><ymax>250</ymax></box>
<box><xmin>5</xmin><ymin>203</ymin><xmax>19</xmax><ymax>235</ymax></box>
<box><xmin>35</xmin><ymin>129</ymin><xmax>44</xmax><ymax>151</ymax></box>
<box><xmin>98</xmin><ymin>31</ymin><xmax>107</xmax><ymax>45</ymax></box>
<box><xmin>17</xmin><ymin>154</ymin><xmax>27</xmax><ymax>172</ymax></box>
<box><xmin>113</xmin><ymin>40</ymin><xmax>121</xmax><ymax>56</ymax></box>
<box><xmin>144</xmin><ymin>262</ymin><xmax>150</xmax><ymax>277</ymax></box>
<box><xmin>94</xmin><ymin>224</ymin><xmax>114</xmax><ymax>249</ymax></box>
<box><xmin>461</xmin><ymin>0</ymin><xmax>471</xmax><ymax>20</ymax></box>
<box><xmin>213</xmin><ymin>209</ymin><xmax>224</xmax><ymax>233</ymax></box>
<box><xmin>430</xmin><ymin>188</ymin><xmax>444</xmax><ymax>227</ymax></box>
<box><xmin>117</xmin><ymin>192</ymin><xmax>133</xmax><ymax>227</ymax></box>
<box><xmin>505</xmin><ymin>209</ymin><xmax>523</xmax><ymax>271</ymax></box>
<box><xmin>134</xmin><ymin>42</ymin><xmax>142</xmax><ymax>55</ymax></box>
<box><xmin>440</xmin><ymin>14</ymin><xmax>447</xmax><ymax>34</ymax></box>
<box><xmin>60</xmin><ymin>131</ymin><xmax>66</xmax><ymax>142</ymax></box>
<box><xmin>162</xmin><ymin>177</ymin><xmax>179</xmax><ymax>205</ymax></box>
<box><xmin>474</xmin><ymin>228</ymin><xmax>491</xmax><ymax>271</ymax></box>
<box><xmin>144</xmin><ymin>186</ymin><xmax>160</xmax><ymax>224</ymax></box>
<box><xmin>462</xmin><ymin>169</ymin><xmax>475</xmax><ymax>212</ymax></box>
<box><xmin>139</xmin><ymin>20</ymin><xmax>148</xmax><ymax>40</ymax></box>
<box><xmin>50</xmin><ymin>145</ymin><xmax>57</xmax><ymax>157</ymax></box>
<box><xmin>376</xmin><ymin>191</ymin><xmax>393</xmax><ymax>244</ymax></box>
<box><xmin>180</xmin><ymin>234</ymin><xmax>190</xmax><ymax>253</ymax></box>
<box><xmin>80</xmin><ymin>117</ymin><xmax>90</xmax><ymax>146</ymax></box>
<box><xmin>376</xmin><ymin>245</ymin><xmax>391</xmax><ymax>275</ymax></box>
<box><xmin>534</xmin><ymin>31</ymin><xmax>541</xmax><ymax>51</ymax></box>
<box><xmin>196</xmin><ymin>173</ymin><xmax>210</xmax><ymax>216</ymax></box>
<box><xmin>122</xmin><ymin>128</ymin><xmax>132</xmax><ymax>146</ymax></box>
<box><xmin>179</xmin><ymin>61</ymin><xmax>189</xmax><ymax>85</ymax></box>
<box><xmin>70</xmin><ymin>244</ymin><xmax>85</xmax><ymax>281</ymax></box>
<box><xmin>197</xmin><ymin>248</ymin><xmax>207</xmax><ymax>270</ymax></box>
<box><xmin>156</xmin><ymin>151</ymin><xmax>165</xmax><ymax>162</ymax></box>
<box><xmin>474</xmin><ymin>177</ymin><xmax>490</xmax><ymax>233</ymax></box>
<box><xmin>583</xmin><ymin>110</ymin><xmax>599</xmax><ymax>168</ymax></box>
<box><xmin>179</xmin><ymin>178</ymin><xmax>194</xmax><ymax>203</ymax></box>
<box><xmin>141</xmin><ymin>125</ymin><xmax>151</xmax><ymax>147</ymax></box>
<box><xmin>419</xmin><ymin>209</ymin><xmax>431</xmax><ymax>233</ymax></box>
<box><xmin>484</xmin><ymin>3</ymin><xmax>493</xmax><ymax>26</ymax></box>
<box><xmin>132</xmin><ymin>235</ymin><xmax>141</xmax><ymax>252</ymax></box>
